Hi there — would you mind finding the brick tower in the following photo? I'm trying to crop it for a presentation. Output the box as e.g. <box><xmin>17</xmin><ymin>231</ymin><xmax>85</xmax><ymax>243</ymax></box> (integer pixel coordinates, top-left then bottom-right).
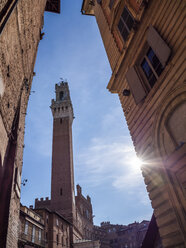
<box><xmin>50</xmin><ymin>81</ymin><xmax>76</xmax><ymax>225</ymax></box>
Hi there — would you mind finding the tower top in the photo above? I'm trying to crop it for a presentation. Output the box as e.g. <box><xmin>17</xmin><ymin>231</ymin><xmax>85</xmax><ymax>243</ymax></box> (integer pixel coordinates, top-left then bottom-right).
<box><xmin>50</xmin><ymin>81</ymin><xmax>74</xmax><ymax>121</ymax></box>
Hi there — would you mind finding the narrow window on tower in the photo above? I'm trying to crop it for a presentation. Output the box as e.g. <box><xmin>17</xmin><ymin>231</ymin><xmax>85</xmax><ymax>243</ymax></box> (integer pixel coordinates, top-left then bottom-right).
<box><xmin>56</xmin><ymin>234</ymin><xmax>59</xmax><ymax>245</ymax></box>
<box><xmin>62</xmin><ymin>236</ymin><xmax>64</xmax><ymax>246</ymax></box>
<box><xmin>60</xmin><ymin>118</ymin><xmax>62</xmax><ymax>124</ymax></box>
<box><xmin>60</xmin><ymin>188</ymin><xmax>63</xmax><ymax>196</ymax></box>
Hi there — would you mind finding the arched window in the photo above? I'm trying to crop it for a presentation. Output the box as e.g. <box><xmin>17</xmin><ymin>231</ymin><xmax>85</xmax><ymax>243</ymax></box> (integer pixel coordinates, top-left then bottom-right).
<box><xmin>59</xmin><ymin>91</ymin><xmax>64</xmax><ymax>100</ymax></box>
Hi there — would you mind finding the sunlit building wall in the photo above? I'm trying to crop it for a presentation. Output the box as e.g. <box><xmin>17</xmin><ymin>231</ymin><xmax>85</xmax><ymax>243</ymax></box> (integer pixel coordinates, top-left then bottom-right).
<box><xmin>81</xmin><ymin>0</ymin><xmax>186</xmax><ymax>247</ymax></box>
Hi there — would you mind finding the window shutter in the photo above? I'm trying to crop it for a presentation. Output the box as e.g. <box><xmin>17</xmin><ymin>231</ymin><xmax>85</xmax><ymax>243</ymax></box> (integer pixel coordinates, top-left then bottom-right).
<box><xmin>126</xmin><ymin>67</ymin><xmax>147</xmax><ymax>104</ymax></box>
<box><xmin>147</xmin><ymin>26</ymin><xmax>171</xmax><ymax>67</ymax></box>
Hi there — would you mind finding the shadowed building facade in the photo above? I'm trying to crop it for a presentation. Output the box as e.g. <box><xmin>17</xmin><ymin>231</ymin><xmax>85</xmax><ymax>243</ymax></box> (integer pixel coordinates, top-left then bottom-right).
<box><xmin>81</xmin><ymin>0</ymin><xmax>186</xmax><ymax>247</ymax></box>
<box><xmin>0</xmin><ymin>1</ymin><xmax>60</xmax><ymax>247</ymax></box>
<box><xmin>94</xmin><ymin>221</ymin><xmax>149</xmax><ymax>248</ymax></box>
<box><xmin>18</xmin><ymin>205</ymin><xmax>45</xmax><ymax>248</ymax></box>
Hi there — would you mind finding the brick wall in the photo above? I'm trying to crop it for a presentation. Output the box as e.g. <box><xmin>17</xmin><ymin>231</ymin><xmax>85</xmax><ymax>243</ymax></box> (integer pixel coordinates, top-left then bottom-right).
<box><xmin>0</xmin><ymin>0</ymin><xmax>47</xmax><ymax>247</ymax></box>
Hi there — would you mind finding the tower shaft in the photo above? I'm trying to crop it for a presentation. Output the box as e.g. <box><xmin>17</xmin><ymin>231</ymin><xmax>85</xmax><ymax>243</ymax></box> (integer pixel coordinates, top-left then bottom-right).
<box><xmin>50</xmin><ymin>82</ymin><xmax>75</xmax><ymax>224</ymax></box>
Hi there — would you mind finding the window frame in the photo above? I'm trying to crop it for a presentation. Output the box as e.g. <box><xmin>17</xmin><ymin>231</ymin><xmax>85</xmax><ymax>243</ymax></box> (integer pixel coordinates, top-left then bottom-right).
<box><xmin>32</xmin><ymin>226</ymin><xmax>35</xmax><ymax>243</ymax></box>
<box><xmin>126</xmin><ymin>25</ymin><xmax>171</xmax><ymax>105</ymax></box>
<box><xmin>56</xmin><ymin>234</ymin><xmax>59</xmax><ymax>245</ymax></box>
<box><xmin>136</xmin><ymin>42</ymin><xmax>164</xmax><ymax>92</ymax></box>
<box><xmin>38</xmin><ymin>229</ymin><xmax>42</xmax><ymax>241</ymax></box>
<box><xmin>117</xmin><ymin>6</ymin><xmax>135</xmax><ymax>42</ymax></box>
<box><xmin>24</xmin><ymin>221</ymin><xmax>28</xmax><ymax>235</ymax></box>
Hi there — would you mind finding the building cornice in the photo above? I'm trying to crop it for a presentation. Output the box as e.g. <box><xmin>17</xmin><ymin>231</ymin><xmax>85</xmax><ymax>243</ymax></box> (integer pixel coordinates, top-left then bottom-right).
<box><xmin>81</xmin><ymin>0</ymin><xmax>95</xmax><ymax>15</ymax></box>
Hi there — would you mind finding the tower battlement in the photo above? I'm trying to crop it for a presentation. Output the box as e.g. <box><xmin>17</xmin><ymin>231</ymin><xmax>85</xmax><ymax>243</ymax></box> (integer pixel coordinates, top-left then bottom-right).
<box><xmin>50</xmin><ymin>81</ymin><xmax>74</xmax><ymax>120</ymax></box>
<box><xmin>35</xmin><ymin>197</ymin><xmax>51</xmax><ymax>209</ymax></box>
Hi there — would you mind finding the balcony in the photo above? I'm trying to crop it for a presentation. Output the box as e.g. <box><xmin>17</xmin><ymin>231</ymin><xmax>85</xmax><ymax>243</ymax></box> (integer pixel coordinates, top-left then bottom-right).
<box><xmin>18</xmin><ymin>232</ymin><xmax>45</xmax><ymax>248</ymax></box>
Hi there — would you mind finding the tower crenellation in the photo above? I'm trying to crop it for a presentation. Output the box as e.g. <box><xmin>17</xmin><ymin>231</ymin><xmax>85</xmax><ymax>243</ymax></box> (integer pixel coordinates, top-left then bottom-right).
<box><xmin>50</xmin><ymin>81</ymin><xmax>74</xmax><ymax>121</ymax></box>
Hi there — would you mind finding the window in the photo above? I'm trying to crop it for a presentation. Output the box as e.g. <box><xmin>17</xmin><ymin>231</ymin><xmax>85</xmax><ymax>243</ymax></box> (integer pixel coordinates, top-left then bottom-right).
<box><xmin>59</xmin><ymin>91</ymin><xmax>64</xmax><ymax>100</ymax></box>
<box><xmin>38</xmin><ymin>229</ymin><xmax>41</xmax><ymax>241</ymax></box>
<box><xmin>32</xmin><ymin>226</ymin><xmax>35</xmax><ymax>243</ymax></box>
<box><xmin>0</xmin><ymin>71</ymin><xmax>4</xmax><ymax>96</ymax></box>
<box><xmin>56</xmin><ymin>234</ymin><xmax>59</xmax><ymax>245</ymax></box>
<box><xmin>118</xmin><ymin>6</ymin><xmax>134</xmax><ymax>42</ymax></box>
<box><xmin>86</xmin><ymin>209</ymin><xmax>89</xmax><ymax>219</ymax></box>
<box><xmin>126</xmin><ymin>26</ymin><xmax>171</xmax><ymax>104</ymax></box>
<box><xmin>141</xmin><ymin>47</ymin><xmax>164</xmax><ymax>88</ymax></box>
<box><xmin>60</xmin><ymin>188</ymin><xmax>63</xmax><ymax>195</ymax></box>
<box><xmin>24</xmin><ymin>221</ymin><xmax>28</xmax><ymax>235</ymax></box>
<box><xmin>56</xmin><ymin>218</ymin><xmax>59</xmax><ymax>226</ymax></box>
<box><xmin>109</xmin><ymin>0</ymin><xmax>114</xmax><ymax>9</ymax></box>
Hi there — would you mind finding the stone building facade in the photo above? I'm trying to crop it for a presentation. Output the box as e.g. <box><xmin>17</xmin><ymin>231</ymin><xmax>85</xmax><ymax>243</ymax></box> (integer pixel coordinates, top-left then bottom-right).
<box><xmin>116</xmin><ymin>221</ymin><xmax>149</xmax><ymax>248</ymax></box>
<box><xmin>141</xmin><ymin>214</ymin><xmax>162</xmax><ymax>248</ymax></box>
<box><xmin>0</xmin><ymin>1</ymin><xmax>61</xmax><ymax>247</ymax></box>
<box><xmin>34</xmin><ymin>207</ymin><xmax>71</xmax><ymax>248</ymax></box>
<box><xmin>75</xmin><ymin>184</ymin><xmax>94</xmax><ymax>240</ymax></box>
<box><xmin>81</xmin><ymin>0</ymin><xmax>186</xmax><ymax>247</ymax></box>
<box><xmin>73</xmin><ymin>240</ymin><xmax>100</xmax><ymax>248</ymax></box>
<box><xmin>35</xmin><ymin>82</ymin><xmax>95</xmax><ymax>247</ymax></box>
<box><xmin>94</xmin><ymin>221</ymin><xmax>149</xmax><ymax>248</ymax></box>
<box><xmin>94</xmin><ymin>225</ymin><xmax>109</xmax><ymax>248</ymax></box>
<box><xmin>18</xmin><ymin>205</ymin><xmax>45</xmax><ymax>248</ymax></box>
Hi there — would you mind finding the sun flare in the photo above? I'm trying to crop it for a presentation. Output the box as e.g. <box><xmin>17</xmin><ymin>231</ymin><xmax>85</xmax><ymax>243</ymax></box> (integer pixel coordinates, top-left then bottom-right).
<box><xmin>129</xmin><ymin>156</ymin><xmax>143</xmax><ymax>171</ymax></box>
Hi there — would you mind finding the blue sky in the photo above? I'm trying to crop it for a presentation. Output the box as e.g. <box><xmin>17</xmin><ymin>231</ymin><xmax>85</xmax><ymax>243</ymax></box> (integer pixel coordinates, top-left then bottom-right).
<box><xmin>21</xmin><ymin>0</ymin><xmax>152</xmax><ymax>226</ymax></box>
